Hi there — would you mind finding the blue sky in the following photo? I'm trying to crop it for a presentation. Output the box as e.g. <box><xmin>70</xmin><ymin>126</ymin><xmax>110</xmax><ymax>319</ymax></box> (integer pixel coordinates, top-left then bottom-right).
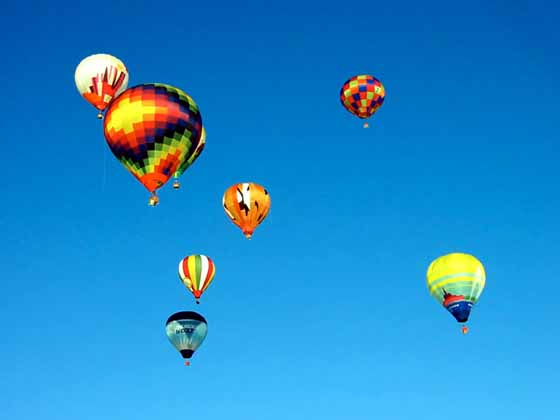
<box><xmin>2</xmin><ymin>1</ymin><xmax>559</xmax><ymax>419</ymax></box>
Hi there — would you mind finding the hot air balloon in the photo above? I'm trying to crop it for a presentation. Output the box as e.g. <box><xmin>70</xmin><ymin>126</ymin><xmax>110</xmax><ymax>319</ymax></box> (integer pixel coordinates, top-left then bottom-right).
<box><xmin>165</xmin><ymin>311</ymin><xmax>208</xmax><ymax>366</ymax></box>
<box><xmin>74</xmin><ymin>53</ymin><xmax>129</xmax><ymax>119</ymax></box>
<box><xmin>178</xmin><ymin>254</ymin><xmax>216</xmax><ymax>304</ymax></box>
<box><xmin>223</xmin><ymin>182</ymin><xmax>271</xmax><ymax>239</ymax></box>
<box><xmin>172</xmin><ymin>126</ymin><xmax>206</xmax><ymax>190</ymax></box>
<box><xmin>426</xmin><ymin>253</ymin><xmax>486</xmax><ymax>334</ymax></box>
<box><xmin>339</xmin><ymin>74</ymin><xmax>385</xmax><ymax>128</ymax></box>
<box><xmin>103</xmin><ymin>83</ymin><xmax>203</xmax><ymax>206</ymax></box>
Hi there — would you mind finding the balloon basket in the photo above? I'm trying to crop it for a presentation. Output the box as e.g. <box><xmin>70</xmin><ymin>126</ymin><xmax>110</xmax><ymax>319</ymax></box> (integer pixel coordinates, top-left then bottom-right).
<box><xmin>184</xmin><ymin>361</ymin><xmax>190</xmax><ymax>366</ymax></box>
<box><xmin>173</xmin><ymin>181</ymin><xmax>180</xmax><ymax>190</ymax></box>
<box><xmin>97</xmin><ymin>112</ymin><xmax>104</xmax><ymax>120</ymax></box>
<box><xmin>148</xmin><ymin>194</ymin><xmax>160</xmax><ymax>207</ymax></box>
<box><xmin>461</xmin><ymin>325</ymin><xmax>469</xmax><ymax>335</ymax></box>
<box><xmin>363</xmin><ymin>122</ymin><xmax>369</xmax><ymax>128</ymax></box>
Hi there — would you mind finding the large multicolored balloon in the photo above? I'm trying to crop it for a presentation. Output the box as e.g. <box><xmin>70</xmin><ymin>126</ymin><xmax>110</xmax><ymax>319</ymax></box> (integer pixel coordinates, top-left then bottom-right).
<box><xmin>178</xmin><ymin>254</ymin><xmax>216</xmax><ymax>304</ymax></box>
<box><xmin>74</xmin><ymin>53</ymin><xmax>129</xmax><ymax>119</ymax></box>
<box><xmin>339</xmin><ymin>74</ymin><xmax>385</xmax><ymax>128</ymax></box>
<box><xmin>103</xmin><ymin>83</ymin><xmax>203</xmax><ymax>205</ymax></box>
<box><xmin>426</xmin><ymin>253</ymin><xmax>486</xmax><ymax>334</ymax></box>
<box><xmin>165</xmin><ymin>311</ymin><xmax>208</xmax><ymax>366</ymax></box>
<box><xmin>172</xmin><ymin>126</ymin><xmax>206</xmax><ymax>189</ymax></box>
<box><xmin>223</xmin><ymin>182</ymin><xmax>271</xmax><ymax>239</ymax></box>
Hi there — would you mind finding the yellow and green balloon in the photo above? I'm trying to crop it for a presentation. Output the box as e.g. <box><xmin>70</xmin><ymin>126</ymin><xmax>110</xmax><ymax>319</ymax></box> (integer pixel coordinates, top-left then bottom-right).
<box><xmin>426</xmin><ymin>253</ymin><xmax>486</xmax><ymax>334</ymax></box>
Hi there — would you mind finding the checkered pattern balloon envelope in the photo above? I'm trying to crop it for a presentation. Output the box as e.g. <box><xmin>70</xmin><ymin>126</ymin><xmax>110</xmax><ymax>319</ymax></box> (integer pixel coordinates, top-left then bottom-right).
<box><xmin>174</xmin><ymin>126</ymin><xmax>206</xmax><ymax>179</ymax></box>
<box><xmin>340</xmin><ymin>75</ymin><xmax>385</xmax><ymax>125</ymax></box>
<box><xmin>103</xmin><ymin>83</ymin><xmax>203</xmax><ymax>196</ymax></box>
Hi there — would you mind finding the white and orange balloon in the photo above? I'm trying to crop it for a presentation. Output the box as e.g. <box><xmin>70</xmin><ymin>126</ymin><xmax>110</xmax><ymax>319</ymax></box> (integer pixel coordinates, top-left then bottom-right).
<box><xmin>74</xmin><ymin>53</ymin><xmax>129</xmax><ymax>119</ymax></box>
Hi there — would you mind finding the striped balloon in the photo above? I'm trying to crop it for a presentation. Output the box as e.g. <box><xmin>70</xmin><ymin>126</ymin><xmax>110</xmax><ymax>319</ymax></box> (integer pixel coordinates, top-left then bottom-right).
<box><xmin>178</xmin><ymin>255</ymin><xmax>216</xmax><ymax>303</ymax></box>
<box><xmin>426</xmin><ymin>253</ymin><xmax>486</xmax><ymax>329</ymax></box>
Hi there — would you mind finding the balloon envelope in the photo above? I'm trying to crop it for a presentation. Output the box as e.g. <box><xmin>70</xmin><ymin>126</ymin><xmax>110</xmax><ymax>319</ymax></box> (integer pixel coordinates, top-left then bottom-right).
<box><xmin>340</xmin><ymin>74</ymin><xmax>385</xmax><ymax>122</ymax></box>
<box><xmin>103</xmin><ymin>83</ymin><xmax>203</xmax><ymax>194</ymax></box>
<box><xmin>174</xmin><ymin>126</ymin><xmax>206</xmax><ymax>179</ymax></box>
<box><xmin>74</xmin><ymin>53</ymin><xmax>129</xmax><ymax>112</ymax></box>
<box><xmin>426</xmin><ymin>253</ymin><xmax>486</xmax><ymax>323</ymax></box>
<box><xmin>178</xmin><ymin>254</ymin><xmax>216</xmax><ymax>301</ymax></box>
<box><xmin>223</xmin><ymin>182</ymin><xmax>271</xmax><ymax>239</ymax></box>
<box><xmin>165</xmin><ymin>311</ymin><xmax>208</xmax><ymax>359</ymax></box>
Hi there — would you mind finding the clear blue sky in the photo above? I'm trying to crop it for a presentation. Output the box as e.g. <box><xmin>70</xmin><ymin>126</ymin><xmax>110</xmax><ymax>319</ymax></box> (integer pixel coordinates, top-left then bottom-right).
<box><xmin>2</xmin><ymin>1</ymin><xmax>559</xmax><ymax>419</ymax></box>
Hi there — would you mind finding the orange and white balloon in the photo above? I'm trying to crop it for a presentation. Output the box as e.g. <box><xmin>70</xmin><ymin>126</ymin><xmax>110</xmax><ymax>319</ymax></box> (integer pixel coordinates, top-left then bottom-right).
<box><xmin>222</xmin><ymin>182</ymin><xmax>271</xmax><ymax>239</ymax></box>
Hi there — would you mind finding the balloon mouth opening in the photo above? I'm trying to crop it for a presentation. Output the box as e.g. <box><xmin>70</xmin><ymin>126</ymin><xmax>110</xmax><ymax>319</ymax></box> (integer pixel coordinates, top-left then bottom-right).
<box><xmin>453</xmin><ymin>314</ymin><xmax>470</xmax><ymax>323</ymax></box>
<box><xmin>180</xmin><ymin>349</ymin><xmax>194</xmax><ymax>359</ymax></box>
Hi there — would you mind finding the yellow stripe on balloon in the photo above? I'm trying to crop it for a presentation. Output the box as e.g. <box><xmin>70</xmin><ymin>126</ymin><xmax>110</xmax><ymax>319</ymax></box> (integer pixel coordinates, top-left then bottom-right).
<box><xmin>187</xmin><ymin>257</ymin><xmax>199</xmax><ymax>290</ymax></box>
